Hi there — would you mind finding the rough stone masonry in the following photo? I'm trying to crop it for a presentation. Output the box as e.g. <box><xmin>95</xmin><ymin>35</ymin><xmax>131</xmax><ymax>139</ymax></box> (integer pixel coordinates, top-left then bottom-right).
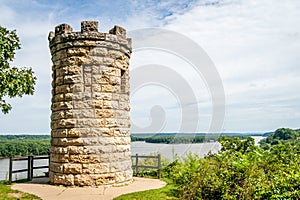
<box><xmin>48</xmin><ymin>21</ymin><xmax>132</xmax><ymax>186</ymax></box>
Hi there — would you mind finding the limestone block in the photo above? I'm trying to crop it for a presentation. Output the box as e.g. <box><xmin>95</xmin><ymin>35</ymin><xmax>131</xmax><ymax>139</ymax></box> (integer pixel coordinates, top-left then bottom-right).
<box><xmin>97</xmin><ymin>136</ymin><xmax>115</xmax><ymax>145</ymax></box>
<box><xmin>102</xmin><ymin>100</ymin><xmax>118</xmax><ymax>109</ymax></box>
<box><xmin>108</xmin><ymin>49</ymin><xmax>124</xmax><ymax>59</ymax></box>
<box><xmin>74</xmin><ymin>174</ymin><xmax>94</xmax><ymax>186</ymax></box>
<box><xmin>102</xmin><ymin>67</ymin><xmax>120</xmax><ymax>76</ymax></box>
<box><xmin>54</xmin><ymin>118</ymin><xmax>76</xmax><ymax>129</ymax></box>
<box><xmin>67</xmin><ymin>48</ymin><xmax>89</xmax><ymax>57</ymax></box>
<box><xmin>51</xmin><ymin>52</ymin><xmax>67</xmax><ymax>62</ymax></box>
<box><xmin>93</xmin><ymin>92</ymin><xmax>112</xmax><ymax>100</ymax></box>
<box><xmin>89</xmin><ymin>56</ymin><xmax>103</xmax><ymax>65</ymax></box>
<box><xmin>104</xmin><ymin>118</ymin><xmax>118</xmax><ymax>128</ymax></box>
<box><xmin>51</xmin><ymin>129</ymin><xmax>67</xmax><ymax>138</ymax></box>
<box><xmin>69</xmin><ymin>128</ymin><xmax>89</xmax><ymax>138</ymax></box>
<box><xmin>125</xmin><ymin>169</ymin><xmax>133</xmax><ymax>180</ymax></box>
<box><xmin>92</xmin><ymin>75</ymin><xmax>110</xmax><ymax>85</ymax></box>
<box><xmin>111</xmin><ymin>57</ymin><xmax>128</xmax><ymax>71</ymax></box>
<box><xmin>55</xmin><ymin>85</ymin><xmax>71</xmax><ymax>94</ymax></box>
<box><xmin>119</xmin><ymin>94</ymin><xmax>129</xmax><ymax>102</ymax></box>
<box><xmin>101</xmin><ymin>41</ymin><xmax>120</xmax><ymax>49</ymax></box>
<box><xmin>65</xmin><ymin>138</ymin><xmax>84</xmax><ymax>146</ymax></box>
<box><xmin>82</xmin><ymin>138</ymin><xmax>99</xmax><ymax>145</ymax></box>
<box><xmin>112</xmin><ymin>128</ymin><xmax>130</xmax><ymax>137</ymax></box>
<box><xmin>82</xmin><ymin>163</ymin><xmax>110</xmax><ymax>174</ymax></box>
<box><xmin>64</xmin><ymin>75</ymin><xmax>83</xmax><ymax>84</ymax></box>
<box><xmin>115</xmin><ymin>145</ymin><xmax>131</xmax><ymax>153</ymax></box>
<box><xmin>50</xmin><ymin>153</ymin><xmax>69</xmax><ymax>163</ymax></box>
<box><xmin>69</xmin><ymin>154</ymin><xmax>100</xmax><ymax>164</ymax></box>
<box><xmin>115</xmin><ymin>110</ymin><xmax>129</xmax><ymax>119</ymax></box>
<box><xmin>120</xmin><ymin>46</ymin><xmax>132</xmax><ymax>56</ymax></box>
<box><xmin>91</xmin><ymin>173</ymin><xmax>116</xmax><ymax>185</ymax></box>
<box><xmin>51</xmin><ymin>42</ymin><xmax>73</xmax><ymax>54</ymax></box>
<box><xmin>109</xmin><ymin>76</ymin><xmax>121</xmax><ymax>85</ymax></box>
<box><xmin>73</xmin><ymin>40</ymin><xmax>98</xmax><ymax>47</ymax></box>
<box><xmin>68</xmin><ymin>146</ymin><xmax>88</xmax><ymax>154</ymax></box>
<box><xmin>101</xmin><ymin>84</ymin><xmax>116</xmax><ymax>93</ymax></box>
<box><xmin>51</xmin><ymin>111</ymin><xmax>65</xmax><ymax>120</ymax></box>
<box><xmin>50</xmin><ymin>162</ymin><xmax>63</xmax><ymax>173</ymax></box>
<box><xmin>114</xmin><ymin>136</ymin><xmax>131</xmax><ymax>145</ymax></box>
<box><xmin>52</xmin><ymin>94</ymin><xmax>64</xmax><ymax>102</ymax></box>
<box><xmin>112</xmin><ymin>93</ymin><xmax>120</xmax><ymax>100</ymax></box>
<box><xmin>63</xmin><ymin>163</ymin><xmax>83</xmax><ymax>174</ymax></box>
<box><xmin>119</xmin><ymin>101</ymin><xmax>130</xmax><ymax>111</ymax></box>
<box><xmin>95</xmin><ymin>109</ymin><xmax>115</xmax><ymax>118</ymax></box>
<box><xmin>109</xmin><ymin>25</ymin><xmax>126</xmax><ymax>39</ymax></box>
<box><xmin>50</xmin><ymin>146</ymin><xmax>68</xmax><ymax>154</ymax></box>
<box><xmin>73</xmin><ymin>100</ymin><xmax>93</xmax><ymax>109</ymax></box>
<box><xmin>64</xmin><ymin>174</ymin><xmax>75</xmax><ymax>186</ymax></box>
<box><xmin>55</xmin><ymin>23</ymin><xmax>73</xmax><ymax>35</ymax></box>
<box><xmin>103</xmin><ymin>57</ymin><xmax>114</xmax><ymax>65</ymax></box>
<box><xmin>55</xmin><ymin>67</ymin><xmax>68</xmax><ymax>77</ymax></box>
<box><xmin>77</xmin><ymin>119</ymin><xmax>100</xmax><ymax>127</ymax></box>
<box><xmin>90</xmin><ymin>128</ymin><xmax>111</xmax><ymax>136</ymax></box>
<box><xmin>68</xmin><ymin>65</ymin><xmax>82</xmax><ymax>75</ymax></box>
<box><xmin>117</xmin><ymin>119</ymin><xmax>130</xmax><ymax>128</ymax></box>
<box><xmin>115</xmin><ymin>172</ymin><xmax>126</xmax><ymax>183</ymax></box>
<box><xmin>90</xmin><ymin>47</ymin><xmax>108</xmax><ymax>56</ymax></box>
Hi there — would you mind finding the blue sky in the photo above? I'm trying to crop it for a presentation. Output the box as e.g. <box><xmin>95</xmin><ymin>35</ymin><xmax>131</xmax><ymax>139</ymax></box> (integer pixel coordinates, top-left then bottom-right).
<box><xmin>0</xmin><ymin>0</ymin><xmax>299</xmax><ymax>134</ymax></box>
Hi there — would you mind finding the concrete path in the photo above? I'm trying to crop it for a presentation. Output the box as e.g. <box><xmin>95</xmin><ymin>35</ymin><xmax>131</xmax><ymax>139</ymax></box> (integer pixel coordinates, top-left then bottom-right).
<box><xmin>12</xmin><ymin>177</ymin><xmax>166</xmax><ymax>200</ymax></box>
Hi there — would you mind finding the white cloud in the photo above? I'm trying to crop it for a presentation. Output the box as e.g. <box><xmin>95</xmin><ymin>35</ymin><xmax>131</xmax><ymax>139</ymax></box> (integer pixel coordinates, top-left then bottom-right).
<box><xmin>0</xmin><ymin>0</ymin><xmax>299</xmax><ymax>133</ymax></box>
<box><xmin>162</xmin><ymin>0</ymin><xmax>300</xmax><ymax>131</ymax></box>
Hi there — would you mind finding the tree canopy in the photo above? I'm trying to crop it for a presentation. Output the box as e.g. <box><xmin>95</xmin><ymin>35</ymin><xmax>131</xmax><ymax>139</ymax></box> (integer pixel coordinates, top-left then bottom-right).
<box><xmin>0</xmin><ymin>25</ymin><xmax>36</xmax><ymax>114</ymax></box>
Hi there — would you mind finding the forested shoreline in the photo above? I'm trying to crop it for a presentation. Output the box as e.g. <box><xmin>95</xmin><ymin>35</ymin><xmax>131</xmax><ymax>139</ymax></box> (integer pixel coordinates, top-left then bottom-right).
<box><xmin>0</xmin><ymin>135</ymin><xmax>50</xmax><ymax>157</ymax></box>
<box><xmin>0</xmin><ymin>129</ymin><xmax>296</xmax><ymax>158</ymax></box>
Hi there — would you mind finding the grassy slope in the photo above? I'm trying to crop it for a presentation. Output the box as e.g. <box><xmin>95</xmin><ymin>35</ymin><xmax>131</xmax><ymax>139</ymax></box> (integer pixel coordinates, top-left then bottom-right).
<box><xmin>0</xmin><ymin>184</ymin><xmax>41</xmax><ymax>200</ymax></box>
<box><xmin>114</xmin><ymin>180</ymin><xmax>178</xmax><ymax>200</ymax></box>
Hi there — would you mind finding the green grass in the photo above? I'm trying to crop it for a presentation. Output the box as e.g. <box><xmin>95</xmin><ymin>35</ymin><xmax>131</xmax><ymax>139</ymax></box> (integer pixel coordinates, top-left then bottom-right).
<box><xmin>0</xmin><ymin>183</ymin><xmax>41</xmax><ymax>200</ymax></box>
<box><xmin>114</xmin><ymin>179</ymin><xmax>178</xmax><ymax>200</ymax></box>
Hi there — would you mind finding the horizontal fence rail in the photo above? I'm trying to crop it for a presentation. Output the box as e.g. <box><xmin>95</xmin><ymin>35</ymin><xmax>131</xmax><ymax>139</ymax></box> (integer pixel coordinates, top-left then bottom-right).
<box><xmin>131</xmin><ymin>154</ymin><xmax>161</xmax><ymax>179</ymax></box>
<box><xmin>8</xmin><ymin>153</ymin><xmax>162</xmax><ymax>184</ymax></box>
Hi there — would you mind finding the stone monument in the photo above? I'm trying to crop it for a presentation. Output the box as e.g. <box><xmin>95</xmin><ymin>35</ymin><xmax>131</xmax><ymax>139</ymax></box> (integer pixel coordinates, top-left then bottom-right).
<box><xmin>48</xmin><ymin>21</ymin><xmax>132</xmax><ymax>186</ymax></box>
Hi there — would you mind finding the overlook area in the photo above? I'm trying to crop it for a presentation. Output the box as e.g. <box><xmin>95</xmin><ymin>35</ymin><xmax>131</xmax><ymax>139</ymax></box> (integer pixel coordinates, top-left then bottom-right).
<box><xmin>1</xmin><ymin>0</ymin><xmax>300</xmax><ymax>199</ymax></box>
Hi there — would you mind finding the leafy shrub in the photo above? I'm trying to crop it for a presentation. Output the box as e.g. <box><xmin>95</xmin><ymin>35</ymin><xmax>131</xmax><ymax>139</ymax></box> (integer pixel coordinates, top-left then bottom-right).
<box><xmin>167</xmin><ymin>136</ymin><xmax>300</xmax><ymax>199</ymax></box>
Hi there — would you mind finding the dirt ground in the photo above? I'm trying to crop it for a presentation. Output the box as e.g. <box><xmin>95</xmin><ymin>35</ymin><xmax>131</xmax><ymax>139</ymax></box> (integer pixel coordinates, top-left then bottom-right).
<box><xmin>12</xmin><ymin>177</ymin><xmax>166</xmax><ymax>200</ymax></box>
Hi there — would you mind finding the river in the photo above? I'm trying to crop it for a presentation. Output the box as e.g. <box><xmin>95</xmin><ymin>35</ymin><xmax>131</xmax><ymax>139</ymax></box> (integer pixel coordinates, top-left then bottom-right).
<box><xmin>0</xmin><ymin>136</ymin><xmax>264</xmax><ymax>181</ymax></box>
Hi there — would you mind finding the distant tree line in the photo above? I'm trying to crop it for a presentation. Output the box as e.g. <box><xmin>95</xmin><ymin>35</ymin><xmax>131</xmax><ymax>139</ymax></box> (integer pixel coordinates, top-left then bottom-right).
<box><xmin>0</xmin><ymin>135</ymin><xmax>50</xmax><ymax>157</ymax></box>
<box><xmin>131</xmin><ymin>135</ymin><xmax>248</xmax><ymax>144</ymax></box>
<box><xmin>0</xmin><ymin>135</ymin><xmax>50</xmax><ymax>141</ymax></box>
<box><xmin>259</xmin><ymin>128</ymin><xmax>300</xmax><ymax>149</ymax></box>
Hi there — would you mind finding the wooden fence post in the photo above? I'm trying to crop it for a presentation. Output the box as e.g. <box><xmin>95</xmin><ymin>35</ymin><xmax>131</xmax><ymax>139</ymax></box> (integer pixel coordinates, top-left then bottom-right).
<box><xmin>27</xmin><ymin>156</ymin><xmax>33</xmax><ymax>181</ymax></box>
<box><xmin>158</xmin><ymin>154</ymin><xmax>161</xmax><ymax>179</ymax></box>
<box><xmin>8</xmin><ymin>157</ymin><xmax>13</xmax><ymax>184</ymax></box>
<box><xmin>27</xmin><ymin>156</ymin><xmax>31</xmax><ymax>181</ymax></box>
<box><xmin>135</xmin><ymin>153</ymin><xmax>139</xmax><ymax>176</ymax></box>
<box><xmin>30</xmin><ymin>156</ymin><xmax>34</xmax><ymax>179</ymax></box>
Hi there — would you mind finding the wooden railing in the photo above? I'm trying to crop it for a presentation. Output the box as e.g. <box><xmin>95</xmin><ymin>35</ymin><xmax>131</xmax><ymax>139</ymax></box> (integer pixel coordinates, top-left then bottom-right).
<box><xmin>131</xmin><ymin>154</ymin><xmax>161</xmax><ymax>179</ymax></box>
<box><xmin>8</xmin><ymin>155</ymin><xmax>49</xmax><ymax>184</ymax></box>
<box><xmin>8</xmin><ymin>153</ymin><xmax>162</xmax><ymax>184</ymax></box>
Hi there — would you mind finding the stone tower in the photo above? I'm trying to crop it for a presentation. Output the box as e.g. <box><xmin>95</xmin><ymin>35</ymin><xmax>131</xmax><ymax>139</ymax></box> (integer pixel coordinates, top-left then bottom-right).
<box><xmin>48</xmin><ymin>21</ymin><xmax>132</xmax><ymax>186</ymax></box>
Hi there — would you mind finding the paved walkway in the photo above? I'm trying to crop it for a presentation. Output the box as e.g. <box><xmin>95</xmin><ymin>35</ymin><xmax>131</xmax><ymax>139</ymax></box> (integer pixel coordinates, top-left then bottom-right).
<box><xmin>12</xmin><ymin>177</ymin><xmax>166</xmax><ymax>200</ymax></box>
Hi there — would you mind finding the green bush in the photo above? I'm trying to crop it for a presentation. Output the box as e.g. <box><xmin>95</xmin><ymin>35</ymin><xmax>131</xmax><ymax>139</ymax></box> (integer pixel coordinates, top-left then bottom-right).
<box><xmin>167</xmin><ymin>136</ymin><xmax>300</xmax><ymax>199</ymax></box>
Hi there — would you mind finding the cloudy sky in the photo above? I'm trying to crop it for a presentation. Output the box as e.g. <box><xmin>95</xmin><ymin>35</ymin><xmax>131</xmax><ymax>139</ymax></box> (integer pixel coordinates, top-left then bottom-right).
<box><xmin>0</xmin><ymin>0</ymin><xmax>299</xmax><ymax>134</ymax></box>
